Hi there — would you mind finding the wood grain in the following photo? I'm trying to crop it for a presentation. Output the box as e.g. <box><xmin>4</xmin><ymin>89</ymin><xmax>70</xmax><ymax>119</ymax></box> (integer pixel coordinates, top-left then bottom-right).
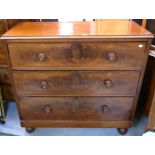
<box><xmin>1</xmin><ymin>20</ymin><xmax>153</xmax><ymax>130</ymax></box>
<box><xmin>1</xmin><ymin>84</ymin><xmax>14</xmax><ymax>101</ymax></box>
<box><xmin>21</xmin><ymin>120</ymin><xmax>132</xmax><ymax>128</ymax></box>
<box><xmin>141</xmin><ymin>55</ymin><xmax>155</xmax><ymax>130</ymax></box>
<box><xmin>8</xmin><ymin>42</ymin><xmax>147</xmax><ymax>70</ymax></box>
<box><xmin>0</xmin><ymin>20</ymin><xmax>21</xmax><ymax>102</ymax></box>
<box><xmin>19</xmin><ymin>96</ymin><xmax>134</xmax><ymax>121</ymax></box>
<box><xmin>13</xmin><ymin>71</ymin><xmax>140</xmax><ymax>96</ymax></box>
<box><xmin>0</xmin><ymin>20</ymin><xmax>7</xmax><ymax>66</ymax></box>
<box><xmin>0</xmin><ymin>68</ymin><xmax>11</xmax><ymax>84</ymax></box>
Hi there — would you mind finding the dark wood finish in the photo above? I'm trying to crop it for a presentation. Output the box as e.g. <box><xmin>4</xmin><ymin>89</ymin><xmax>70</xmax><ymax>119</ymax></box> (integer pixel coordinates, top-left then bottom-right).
<box><xmin>0</xmin><ymin>20</ymin><xmax>32</xmax><ymax>102</ymax></box>
<box><xmin>19</xmin><ymin>97</ymin><xmax>134</xmax><ymax>121</ymax></box>
<box><xmin>0</xmin><ymin>41</ymin><xmax>7</xmax><ymax>67</ymax></box>
<box><xmin>1</xmin><ymin>20</ymin><xmax>153</xmax><ymax>130</ymax></box>
<box><xmin>8</xmin><ymin>42</ymin><xmax>147</xmax><ymax>70</ymax></box>
<box><xmin>137</xmin><ymin>20</ymin><xmax>155</xmax><ymax>131</ymax></box>
<box><xmin>140</xmin><ymin>46</ymin><xmax>155</xmax><ymax>131</ymax></box>
<box><xmin>1</xmin><ymin>84</ymin><xmax>14</xmax><ymax>101</ymax></box>
<box><xmin>129</xmin><ymin>39</ymin><xmax>153</xmax><ymax>121</ymax></box>
<box><xmin>0</xmin><ymin>20</ymin><xmax>7</xmax><ymax>66</ymax></box>
<box><xmin>21</xmin><ymin>120</ymin><xmax>132</xmax><ymax>128</ymax></box>
<box><xmin>0</xmin><ymin>20</ymin><xmax>25</xmax><ymax>66</ymax></box>
<box><xmin>0</xmin><ymin>69</ymin><xmax>11</xmax><ymax>84</ymax></box>
<box><xmin>13</xmin><ymin>71</ymin><xmax>140</xmax><ymax>96</ymax></box>
<box><xmin>143</xmin><ymin>56</ymin><xmax>155</xmax><ymax>116</ymax></box>
<box><xmin>0</xmin><ymin>20</ymin><xmax>20</xmax><ymax>102</ymax></box>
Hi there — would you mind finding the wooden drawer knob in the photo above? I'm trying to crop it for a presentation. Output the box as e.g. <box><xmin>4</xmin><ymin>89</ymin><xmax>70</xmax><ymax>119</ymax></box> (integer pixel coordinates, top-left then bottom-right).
<box><xmin>104</xmin><ymin>79</ymin><xmax>112</xmax><ymax>88</ymax></box>
<box><xmin>101</xmin><ymin>105</ymin><xmax>109</xmax><ymax>113</ymax></box>
<box><xmin>38</xmin><ymin>52</ymin><xmax>46</xmax><ymax>61</ymax></box>
<box><xmin>40</xmin><ymin>80</ymin><xmax>48</xmax><ymax>89</ymax></box>
<box><xmin>44</xmin><ymin>105</ymin><xmax>52</xmax><ymax>113</ymax></box>
<box><xmin>107</xmin><ymin>52</ymin><xmax>116</xmax><ymax>61</ymax></box>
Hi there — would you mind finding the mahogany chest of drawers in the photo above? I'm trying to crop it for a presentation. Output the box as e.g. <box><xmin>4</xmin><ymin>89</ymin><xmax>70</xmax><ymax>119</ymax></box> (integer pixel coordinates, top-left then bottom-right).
<box><xmin>1</xmin><ymin>20</ymin><xmax>153</xmax><ymax>134</ymax></box>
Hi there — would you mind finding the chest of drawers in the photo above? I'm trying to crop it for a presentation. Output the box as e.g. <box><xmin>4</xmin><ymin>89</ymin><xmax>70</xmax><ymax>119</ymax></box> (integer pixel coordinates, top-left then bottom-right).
<box><xmin>1</xmin><ymin>20</ymin><xmax>153</xmax><ymax>134</ymax></box>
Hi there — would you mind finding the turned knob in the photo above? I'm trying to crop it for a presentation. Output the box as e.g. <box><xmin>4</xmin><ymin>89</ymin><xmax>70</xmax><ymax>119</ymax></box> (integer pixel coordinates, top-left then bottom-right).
<box><xmin>40</xmin><ymin>80</ymin><xmax>48</xmax><ymax>89</ymax></box>
<box><xmin>44</xmin><ymin>105</ymin><xmax>52</xmax><ymax>113</ymax></box>
<box><xmin>38</xmin><ymin>52</ymin><xmax>46</xmax><ymax>61</ymax></box>
<box><xmin>107</xmin><ymin>52</ymin><xmax>116</xmax><ymax>61</ymax></box>
<box><xmin>104</xmin><ymin>79</ymin><xmax>112</xmax><ymax>88</ymax></box>
<box><xmin>101</xmin><ymin>105</ymin><xmax>109</xmax><ymax>113</ymax></box>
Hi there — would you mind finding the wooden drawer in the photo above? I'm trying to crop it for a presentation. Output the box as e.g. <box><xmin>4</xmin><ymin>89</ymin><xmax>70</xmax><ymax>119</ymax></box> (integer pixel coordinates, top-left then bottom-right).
<box><xmin>19</xmin><ymin>97</ymin><xmax>134</xmax><ymax>121</ymax></box>
<box><xmin>8</xmin><ymin>42</ymin><xmax>147</xmax><ymax>70</ymax></box>
<box><xmin>13</xmin><ymin>71</ymin><xmax>140</xmax><ymax>96</ymax></box>
<box><xmin>0</xmin><ymin>69</ymin><xmax>11</xmax><ymax>84</ymax></box>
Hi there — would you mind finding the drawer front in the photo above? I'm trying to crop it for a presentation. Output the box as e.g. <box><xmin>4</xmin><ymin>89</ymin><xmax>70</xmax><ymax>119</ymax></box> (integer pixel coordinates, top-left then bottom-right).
<box><xmin>13</xmin><ymin>71</ymin><xmax>140</xmax><ymax>96</ymax></box>
<box><xmin>8</xmin><ymin>42</ymin><xmax>147</xmax><ymax>69</ymax></box>
<box><xmin>0</xmin><ymin>69</ymin><xmax>11</xmax><ymax>84</ymax></box>
<box><xmin>19</xmin><ymin>97</ymin><xmax>134</xmax><ymax>121</ymax></box>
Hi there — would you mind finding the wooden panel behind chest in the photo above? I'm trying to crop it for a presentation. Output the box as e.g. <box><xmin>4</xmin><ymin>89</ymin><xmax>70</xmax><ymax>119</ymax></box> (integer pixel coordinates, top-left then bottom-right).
<box><xmin>0</xmin><ymin>41</ymin><xmax>6</xmax><ymax>65</ymax></box>
<box><xmin>19</xmin><ymin>97</ymin><xmax>134</xmax><ymax>121</ymax></box>
<box><xmin>8</xmin><ymin>42</ymin><xmax>147</xmax><ymax>70</ymax></box>
<box><xmin>1</xmin><ymin>85</ymin><xmax>14</xmax><ymax>101</ymax></box>
<box><xmin>0</xmin><ymin>69</ymin><xmax>11</xmax><ymax>84</ymax></box>
<box><xmin>13</xmin><ymin>71</ymin><xmax>140</xmax><ymax>96</ymax></box>
<box><xmin>0</xmin><ymin>21</ymin><xmax>7</xmax><ymax>66</ymax></box>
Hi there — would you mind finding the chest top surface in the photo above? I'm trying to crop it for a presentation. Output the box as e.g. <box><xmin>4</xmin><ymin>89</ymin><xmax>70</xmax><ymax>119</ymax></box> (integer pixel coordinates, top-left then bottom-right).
<box><xmin>1</xmin><ymin>20</ymin><xmax>153</xmax><ymax>39</ymax></box>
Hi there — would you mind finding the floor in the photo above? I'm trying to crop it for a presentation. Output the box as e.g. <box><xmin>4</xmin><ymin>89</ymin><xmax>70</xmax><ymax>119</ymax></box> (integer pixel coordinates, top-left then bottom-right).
<box><xmin>0</xmin><ymin>102</ymin><xmax>148</xmax><ymax>136</ymax></box>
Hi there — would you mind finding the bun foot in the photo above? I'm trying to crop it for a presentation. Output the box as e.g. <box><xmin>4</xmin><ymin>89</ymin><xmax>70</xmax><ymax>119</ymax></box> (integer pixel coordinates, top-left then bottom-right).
<box><xmin>117</xmin><ymin>128</ymin><xmax>128</xmax><ymax>135</ymax></box>
<box><xmin>25</xmin><ymin>127</ymin><xmax>35</xmax><ymax>133</ymax></box>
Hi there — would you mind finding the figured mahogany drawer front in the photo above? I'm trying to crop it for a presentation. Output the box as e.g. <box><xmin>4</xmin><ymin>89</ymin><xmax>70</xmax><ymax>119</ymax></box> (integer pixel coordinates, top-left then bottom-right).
<box><xmin>0</xmin><ymin>69</ymin><xmax>11</xmax><ymax>84</ymax></box>
<box><xmin>13</xmin><ymin>71</ymin><xmax>140</xmax><ymax>96</ymax></box>
<box><xmin>8</xmin><ymin>42</ymin><xmax>147</xmax><ymax>70</ymax></box>
<box><xmin>19</xmin><ymin>97</ymin><xmax>134</xmax><ymax>121</ymax></box>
